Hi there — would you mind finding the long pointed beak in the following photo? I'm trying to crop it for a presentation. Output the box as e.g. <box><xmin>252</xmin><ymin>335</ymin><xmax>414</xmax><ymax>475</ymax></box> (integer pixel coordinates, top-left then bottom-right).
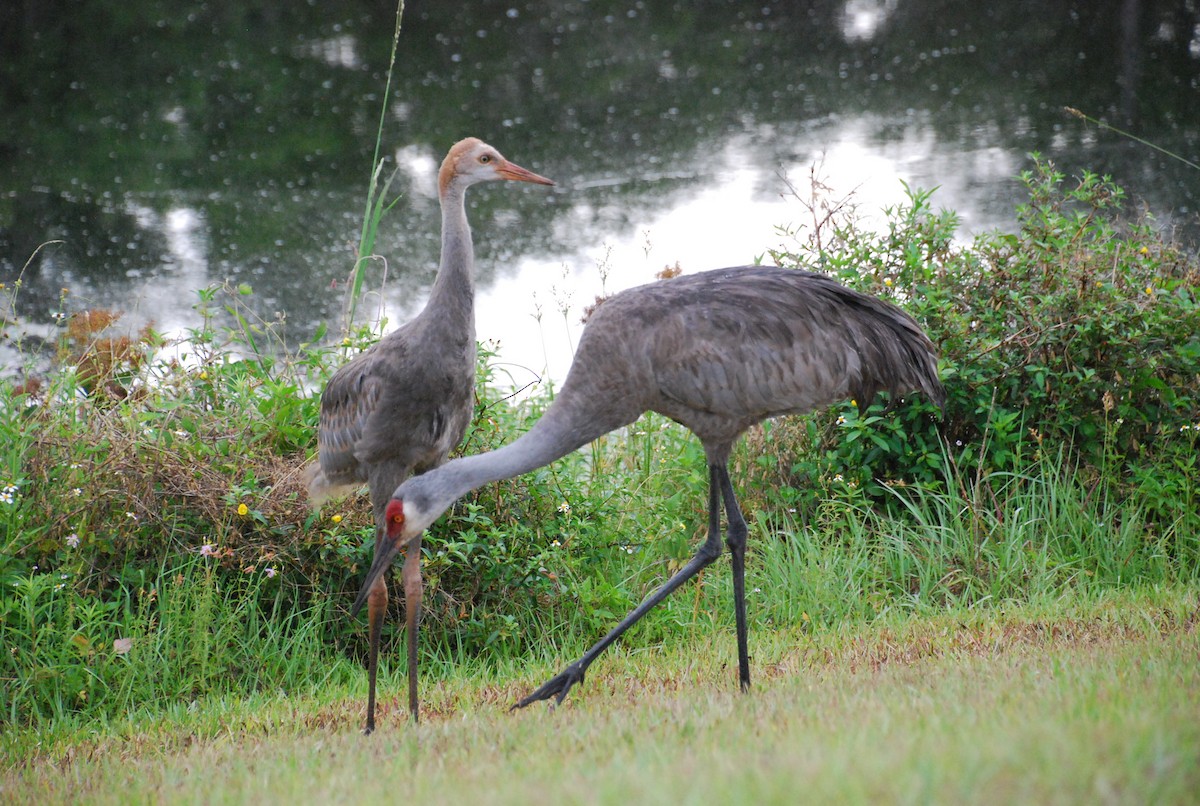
<box><xmin>497</xmin><ymin>161</ymin><xmax>554</xmax><ymax>186</ymax></box>
<box><xmin>349</xmin><ymin>538</ymin><xmax>406</xmax><ymax>618</ymax></box>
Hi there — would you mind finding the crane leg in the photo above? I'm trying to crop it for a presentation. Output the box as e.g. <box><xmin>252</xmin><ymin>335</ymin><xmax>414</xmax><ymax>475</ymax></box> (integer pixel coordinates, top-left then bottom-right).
<box><xmin>401</xmin><ymin>535</ymin><xmax>423</xmax><ymax>724</ymax></box>
<box><xmin>716</xmin><ymin>464</ymin><xmax>751</xmax><ymax>691</ymax></box>
<box><xmin>513</xmin><ymin>463</ymin><xmax>728</xmax><ymax>709</ymax></box>
<box><xmin>364</xmin><ymin>573</ymin><xmax>388</xmax><ymax>735</ymax></box>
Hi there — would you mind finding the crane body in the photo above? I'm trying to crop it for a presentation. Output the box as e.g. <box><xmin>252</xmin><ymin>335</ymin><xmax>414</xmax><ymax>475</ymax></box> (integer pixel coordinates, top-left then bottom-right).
<box><xmin>351</xmin><ymin>265</ymin><xmax>944</xmax><ymax>716</ymax></box>
<box><xmin>307</xmin><ymin>138</ymin><xmax>552</xmax><ymax>732</ymax></box>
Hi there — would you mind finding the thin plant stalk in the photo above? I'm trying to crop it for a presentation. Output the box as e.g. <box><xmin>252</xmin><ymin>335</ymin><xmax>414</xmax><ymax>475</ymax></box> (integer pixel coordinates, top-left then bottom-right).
<box><xmin>1064</xmin><ymin>106</ymin><xmax>1200</xmax><ymax>172</ymax></box>
<box><xmin>345</xmin><ymin>0</ymin><xmax>407</xmax><ymax>333</ymax></box>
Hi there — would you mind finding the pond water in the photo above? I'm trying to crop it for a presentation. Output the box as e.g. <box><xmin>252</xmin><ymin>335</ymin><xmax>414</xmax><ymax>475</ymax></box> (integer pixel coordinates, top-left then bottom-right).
<box><xmin>3</xmin><ymin>1</ymin><xmax>1199</xmax><ymax>385</ymax></box>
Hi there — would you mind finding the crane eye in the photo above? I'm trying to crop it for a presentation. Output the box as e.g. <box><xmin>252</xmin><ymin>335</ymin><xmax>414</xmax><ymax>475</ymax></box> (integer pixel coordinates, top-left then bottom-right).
<box><xmin>479</xmin><ymin>154</ymin><xmax>492</xmax><ymax>163</ymax></box>
<box><xmin>384</xmin><ymin>499</ymin><xmax>405</xmax><ymax>528</ymax></box>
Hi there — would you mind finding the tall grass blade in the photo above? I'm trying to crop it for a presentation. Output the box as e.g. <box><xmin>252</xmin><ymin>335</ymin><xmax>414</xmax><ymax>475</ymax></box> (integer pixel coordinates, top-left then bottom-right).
<box><xmin>1064</xmin><ymin>106</ymin><xmax>1200</xmax><ymax>172</ymax></box>
<box><xmin>345</xmin><ymin>1</ymin><xmax>407</xmax><ymax>333</ymax></box>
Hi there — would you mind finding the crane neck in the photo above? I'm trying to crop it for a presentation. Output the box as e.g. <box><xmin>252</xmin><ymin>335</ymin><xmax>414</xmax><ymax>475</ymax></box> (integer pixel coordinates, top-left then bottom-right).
<box><xmin>426</xmin><ymin>182</ymin><xmax>475</xmax><ymax>326</ymax></box>
<box><xmin>454</xmin><ymin>404</ymin><xmax>596</xmax><ymax>490</ymax></box>
<box><xmin>406</xmin><ymin>387</ymin><xmax>639</xmax><ymax>529</ymax></box>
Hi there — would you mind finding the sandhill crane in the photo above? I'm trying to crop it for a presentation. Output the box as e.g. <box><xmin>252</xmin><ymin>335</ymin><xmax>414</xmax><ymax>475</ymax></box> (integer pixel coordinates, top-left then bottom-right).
<box><xmin>306</xmin><ymin>138</ymin><xmax>552</xmax><ymax>733</ymax></box>
<box><xmin>349</xmin><ymin>265</ymin><xmax>944</xmax><ymax>718</ymax></box>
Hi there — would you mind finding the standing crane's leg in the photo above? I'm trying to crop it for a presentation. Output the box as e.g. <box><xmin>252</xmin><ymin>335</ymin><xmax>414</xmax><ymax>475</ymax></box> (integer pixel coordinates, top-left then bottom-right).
<box><xmin>364</xmin><ymin>556</ymin><xmax>388</xmax><ymax>735</ymax></box>
<box><xmin>513</xmin><ymin>463</ymin><xmax>729</xmax><ymax>709</ymax></box>
<box><xmin>401</xmin><ymin>535</ymin><xmax>423</xmax><ymax>723</ymax></box>
<box><xmin>716</xmin><ymin>463</ymin><xmax>751</xmax><ymax>691</ymax></box>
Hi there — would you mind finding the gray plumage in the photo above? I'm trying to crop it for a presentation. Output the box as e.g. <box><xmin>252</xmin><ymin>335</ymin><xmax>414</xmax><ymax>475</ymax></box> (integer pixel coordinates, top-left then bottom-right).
<box><xmin>353</xmin><ymin>264</ymin><xmax>943</xmax><ymax>720</ymax></box>
<box><xmin>306</xmin><ymin>137</ymin><xmax>552</xmax><ymax>733</ymax></box>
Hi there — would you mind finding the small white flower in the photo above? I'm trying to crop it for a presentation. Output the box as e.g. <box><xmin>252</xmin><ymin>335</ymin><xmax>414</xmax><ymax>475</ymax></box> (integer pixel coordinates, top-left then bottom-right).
<box><xmin>125</xmin><ymin>511</ymin><xmax>137</xmax><ymax>520</ymax></box>
<box><xmin>72</xmin><ymin>488</ymin><xmax>83</xmax><ymax>497</ymax></box>
<box><xmin>66</xmin><ymin>533</ymin><xmax>80</xmax><ymax>548</ymax></box>
<box><xmin>199</xmin><ymin>544</ymin><xmax>217</xmax><ymax>557</ymax></box>
<box><xmin>264</xmin><ymin>567</ymin><xmax>277</xmax><ymax>579</ymax></box>
<box><xmin>557</xmin><ymin>501</ymin><xmax>571</xmax><ymax>514</ymax></box>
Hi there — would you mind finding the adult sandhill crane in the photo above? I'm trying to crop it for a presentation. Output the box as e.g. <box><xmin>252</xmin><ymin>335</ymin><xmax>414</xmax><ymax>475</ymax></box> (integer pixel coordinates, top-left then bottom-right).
<box><xmin>350</xmin><ymin>265</ymin><xmax>944</xmax><ymax>717</ymax></box>
<box><xmin>307</xmin><ymin>138</ymin><xmax>552</xmax><ymax>733</ymax></box>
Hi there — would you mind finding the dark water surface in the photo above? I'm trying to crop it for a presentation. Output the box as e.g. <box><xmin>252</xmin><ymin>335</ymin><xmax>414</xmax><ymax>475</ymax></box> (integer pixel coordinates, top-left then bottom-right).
<box><xmin>3</xmin><ymin>1</ymin><xmax>1198</xmax><ymax>382</ymax></box>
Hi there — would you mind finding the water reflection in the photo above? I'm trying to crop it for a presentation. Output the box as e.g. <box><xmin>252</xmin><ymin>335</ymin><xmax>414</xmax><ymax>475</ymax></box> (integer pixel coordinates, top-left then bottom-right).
<box><xmin>1</xmin><ymin>1</ymin><xmax>1197</xmax><ymax>384</ymax></box>
<box><xmin>841</xmin><ymin>0</ymin><xmax>899</xmax><ymax>42</ymax></box>
<box><xmin>491</xmin><ymin>114</ymin><xmax>1028</xmax><ymax>383</ymax></box>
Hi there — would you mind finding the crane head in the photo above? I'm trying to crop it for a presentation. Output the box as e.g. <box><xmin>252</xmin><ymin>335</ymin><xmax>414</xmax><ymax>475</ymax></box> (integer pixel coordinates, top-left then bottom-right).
<box><xmin>439</xmin><ymin>138</ymin><xmax>554</xmax><ymax>196</ymax></box>
<box><xmin>348</xmin><ymin>498</ymin><xmax>413</xmax><ymax>618</ymax></box>
<box><xmin>384</xmin><ymin>498</ymin><xmax>406</xmax><ymax>535</ymax></box>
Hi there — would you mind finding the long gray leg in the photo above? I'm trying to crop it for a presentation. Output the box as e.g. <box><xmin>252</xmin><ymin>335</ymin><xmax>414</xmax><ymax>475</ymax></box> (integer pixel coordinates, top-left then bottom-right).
<box><xmin>514</xmin><ymin>463</ymin><xmax>728</xmax><ymax>708</ymax></box>
<box><xmin>716</xmin><ymin>464</ymin><xmax>751</xmax><ymax>690</ymax></box>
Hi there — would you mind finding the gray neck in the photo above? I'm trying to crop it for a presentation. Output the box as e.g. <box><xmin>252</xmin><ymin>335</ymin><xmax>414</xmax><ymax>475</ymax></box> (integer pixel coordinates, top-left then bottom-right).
<box><xmin>408</xmin><ymin>397</ymin><xmax>626</xmax><ymax>525</ymax></box>
<box><xmin>426</xmin><ymin>183</ymin><xmax>474</xmax><ymax>327</ymax></box>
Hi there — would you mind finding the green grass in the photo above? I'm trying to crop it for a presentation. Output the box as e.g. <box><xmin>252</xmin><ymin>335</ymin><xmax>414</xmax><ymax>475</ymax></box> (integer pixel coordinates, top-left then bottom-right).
<box><xmin>3</xmin><ymin>588</ymin><xmax>1197</xmax><ymax>804</ymax></box>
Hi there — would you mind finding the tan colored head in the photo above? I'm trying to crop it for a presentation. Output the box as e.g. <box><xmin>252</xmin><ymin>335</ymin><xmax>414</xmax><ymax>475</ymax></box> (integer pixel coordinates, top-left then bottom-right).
<box><xmin>437</xmin><ymin>137</ymin><xmax>554</xmax><ymax>197</ymax></box>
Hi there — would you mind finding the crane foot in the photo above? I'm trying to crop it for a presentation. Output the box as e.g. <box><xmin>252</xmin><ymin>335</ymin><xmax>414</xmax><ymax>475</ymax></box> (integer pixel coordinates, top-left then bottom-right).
<box><xmin>512</xmin><ymin>662</ymin><xmax>587</xmax><ymax>710</ymax></box>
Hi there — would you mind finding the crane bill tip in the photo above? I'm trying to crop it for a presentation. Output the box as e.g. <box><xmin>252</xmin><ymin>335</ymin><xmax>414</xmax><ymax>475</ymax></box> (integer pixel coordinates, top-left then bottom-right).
<box><xmin>498</xmin><ymin>163</ymin><xmax>554</xmax><ymax>186</ymax></box>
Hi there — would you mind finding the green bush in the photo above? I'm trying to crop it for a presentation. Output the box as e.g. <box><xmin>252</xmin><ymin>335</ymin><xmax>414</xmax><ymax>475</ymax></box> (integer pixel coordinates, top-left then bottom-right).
<box><xmin>767</xmin><ymin>156</ymin><xmax>1200</xmax><ymax>512</ymax></box>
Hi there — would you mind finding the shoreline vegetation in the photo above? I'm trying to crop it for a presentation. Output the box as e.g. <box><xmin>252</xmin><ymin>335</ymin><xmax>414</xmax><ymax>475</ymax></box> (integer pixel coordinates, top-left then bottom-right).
<box><xmin>2</xmin><ymin>162</ymin><xmax>1198</xmax><ymax>800</ymax></box>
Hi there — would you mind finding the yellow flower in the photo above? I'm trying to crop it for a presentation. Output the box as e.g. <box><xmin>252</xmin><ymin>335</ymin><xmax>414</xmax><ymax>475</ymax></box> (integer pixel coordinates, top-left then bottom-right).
<box><xmin>237</xmin><ymin>503</ymin><xmax>249</xmax><ymax>516</ymax></box>
<box><xmin>199</xmin><ymin>370</ymin><xmax>209</xmax><ymax>380</ymax></box>
<box><xmin>1145</xmin><ymin>286</ymin><xmax>1154</xmax><ymax>295</ymax></box>
<box><xmin>331</xmin><ymin>514</ymin><xmax>343</xmax><ymax>524</ymax></box>
<box><xmin>1139</xmin><ymin>246</ymin><xmax>1149</xmax><ymax>255</ymax></box>
<box><xmin>883</xmin><ymin>278</ymin><xmax>893</xmax><ymax>286</ymax></box>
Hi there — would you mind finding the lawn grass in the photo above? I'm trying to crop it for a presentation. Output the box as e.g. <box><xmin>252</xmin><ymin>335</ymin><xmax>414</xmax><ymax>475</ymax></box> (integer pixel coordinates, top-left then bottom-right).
<box><xmin>4</xmin><ymin>586</ymin><xmax>1196</xmax><ymax>804</ymax></box>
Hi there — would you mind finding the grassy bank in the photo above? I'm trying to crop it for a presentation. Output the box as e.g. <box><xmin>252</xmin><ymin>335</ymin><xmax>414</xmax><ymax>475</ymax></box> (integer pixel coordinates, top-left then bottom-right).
<box><xmin>2</xmin><ymin>159</ymin><xmax>1198</xmax><ymax>799</ymax></box>
<box><xmin>3</xmin><ymin>588</ymin><xmax>1197</xmax><ymax>803</ymax></box>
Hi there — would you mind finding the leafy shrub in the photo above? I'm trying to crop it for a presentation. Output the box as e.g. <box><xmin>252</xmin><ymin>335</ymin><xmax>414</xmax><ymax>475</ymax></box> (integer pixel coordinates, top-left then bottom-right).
<box><xmin>766</xmin><ymin>156</ymin><xmax>1200</xmax><ymax>515</ymax></box>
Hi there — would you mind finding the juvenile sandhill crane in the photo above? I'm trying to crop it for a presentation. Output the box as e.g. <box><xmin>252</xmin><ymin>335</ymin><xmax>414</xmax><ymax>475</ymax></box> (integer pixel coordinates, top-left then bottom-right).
<box><xmin>307</xmin><ymin>138</ymin><xmax>552</xmax><ymax>733</ymax></box>
<box><xmin>350</xmin><ymin>265</ymin><xmax>944</xmax><ymax>718</ymax></box>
